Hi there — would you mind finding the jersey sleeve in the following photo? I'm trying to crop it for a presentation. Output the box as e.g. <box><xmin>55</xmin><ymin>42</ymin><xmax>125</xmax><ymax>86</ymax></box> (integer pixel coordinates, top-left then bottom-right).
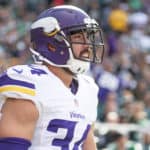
<box><xmin>0</xmin><ymin>65</ymin><xmax>42</xmax><ymax>115</ymax></box>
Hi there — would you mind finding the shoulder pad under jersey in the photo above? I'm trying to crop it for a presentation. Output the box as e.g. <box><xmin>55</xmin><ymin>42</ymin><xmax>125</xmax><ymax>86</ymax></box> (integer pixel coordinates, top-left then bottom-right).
<box><xmin>78</xmin><ymin>74</ymin><xmax>99</xmax><ymax>91</ymax></box>
<box><xmin>77</xmin><ymin>74</ymin><xmax>99</xmax><ymax>122</ymax></box>
<box><xmin>0</xmin><ymin>64</ymin><xmax>48</xmax><ymax>116</ymax></box>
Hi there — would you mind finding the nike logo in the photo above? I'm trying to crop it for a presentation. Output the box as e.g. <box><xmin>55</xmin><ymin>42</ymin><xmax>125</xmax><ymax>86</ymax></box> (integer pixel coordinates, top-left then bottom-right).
<box><xmin>13</xmin><ymin>68</ymin><xmax>23</xmax><ymax>74</ymax></box>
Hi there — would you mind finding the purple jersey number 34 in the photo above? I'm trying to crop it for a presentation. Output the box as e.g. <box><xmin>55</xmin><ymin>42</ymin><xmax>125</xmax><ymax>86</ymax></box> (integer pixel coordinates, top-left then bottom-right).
<box><xmin>47</xmin><ymin>119</ymin><xmax>90</xmax><ymax>150</ymax></box>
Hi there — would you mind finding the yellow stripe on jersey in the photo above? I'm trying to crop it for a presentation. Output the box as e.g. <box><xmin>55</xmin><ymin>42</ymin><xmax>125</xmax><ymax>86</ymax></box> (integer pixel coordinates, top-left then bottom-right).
<box><xmin>0</xmin><ymin>85</ymin><xmax>36</xmax><ymax>96</ymax></box>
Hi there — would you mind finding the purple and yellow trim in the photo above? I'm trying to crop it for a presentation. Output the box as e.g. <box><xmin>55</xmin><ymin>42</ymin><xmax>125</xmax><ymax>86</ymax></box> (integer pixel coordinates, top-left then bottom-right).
<box><xmin>0</xmin><ymin>74</ymin><xmax>35</xmax><ymax>96</ymax></box>
<box><xmin>0</xmin><ymin>85</ymin><xmax>35</xmax><ymax>96</ymax></box>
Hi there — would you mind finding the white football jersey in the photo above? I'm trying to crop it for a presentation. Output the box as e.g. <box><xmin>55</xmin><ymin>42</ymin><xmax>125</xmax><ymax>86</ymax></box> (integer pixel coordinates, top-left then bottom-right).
<box><xmin>0</xmin><ymin>64</ymin><xmax>98</xmax><ymax>150</ymax></box>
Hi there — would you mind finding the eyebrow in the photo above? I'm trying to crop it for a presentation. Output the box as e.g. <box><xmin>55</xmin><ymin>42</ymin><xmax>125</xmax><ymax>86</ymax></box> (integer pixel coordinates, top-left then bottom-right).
<box><xmin>69</xmin><ymin>29</ymin><xmax>86</xmax><ymax>35</ymax></box>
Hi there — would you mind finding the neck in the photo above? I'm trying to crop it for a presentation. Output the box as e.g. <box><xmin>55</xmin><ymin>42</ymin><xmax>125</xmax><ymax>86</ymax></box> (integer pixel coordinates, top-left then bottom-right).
<box><xmin>46</xmin><ymin>64</ymin><xmax>74</xmax><ymax>87</ymax></box>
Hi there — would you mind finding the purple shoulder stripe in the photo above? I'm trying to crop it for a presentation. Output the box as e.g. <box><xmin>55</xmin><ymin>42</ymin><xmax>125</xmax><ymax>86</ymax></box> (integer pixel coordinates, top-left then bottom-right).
<box><xmin>0</xmin><ymin>73</ymin><xmax>35</xmax><ymax>89</ymax></box>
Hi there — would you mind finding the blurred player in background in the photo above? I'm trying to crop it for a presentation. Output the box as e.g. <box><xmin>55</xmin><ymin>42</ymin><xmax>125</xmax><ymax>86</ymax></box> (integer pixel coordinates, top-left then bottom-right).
<box><xmin>0</xmin><ymin>5</ymin><xmax>104</xmax><ymax>150</ymax></box>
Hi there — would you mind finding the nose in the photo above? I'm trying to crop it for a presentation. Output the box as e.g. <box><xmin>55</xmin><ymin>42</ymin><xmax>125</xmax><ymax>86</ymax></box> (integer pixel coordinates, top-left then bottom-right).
<box><xmin>83</xmin><ymin>34</ymin><xmax>90</xmax><ymax>48</ymax></box>
<box><xmin>84</xmin><ymin>33</ymin><xmax>90</xmax><ymax>43</ymax></box>
<box><xmin>83</xmin><ymin>42</ymin><xmax>89</xmax><ymax>49</ymax></box>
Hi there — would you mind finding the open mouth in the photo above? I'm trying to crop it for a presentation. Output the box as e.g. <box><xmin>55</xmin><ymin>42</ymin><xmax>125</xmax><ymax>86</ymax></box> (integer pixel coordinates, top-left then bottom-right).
<box><xmin>79</xmin><ymin>49</ymin><xmax>92</xmax><ymax>60</ymax></box>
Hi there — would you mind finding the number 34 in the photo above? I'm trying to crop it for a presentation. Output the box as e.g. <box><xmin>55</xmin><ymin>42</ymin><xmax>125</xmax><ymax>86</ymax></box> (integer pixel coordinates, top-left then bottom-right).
<box><xmin>47</xmin><ymin>119</ymin><xmax>90</xmax><ymax>150</ymax></box>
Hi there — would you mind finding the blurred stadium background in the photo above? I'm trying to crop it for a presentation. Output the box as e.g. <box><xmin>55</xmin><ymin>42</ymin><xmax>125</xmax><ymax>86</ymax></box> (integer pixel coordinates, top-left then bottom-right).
<box><xmin>0</xmin><ymin>0</ymin><xmax>150</xmax><ymax>149</ymax></box>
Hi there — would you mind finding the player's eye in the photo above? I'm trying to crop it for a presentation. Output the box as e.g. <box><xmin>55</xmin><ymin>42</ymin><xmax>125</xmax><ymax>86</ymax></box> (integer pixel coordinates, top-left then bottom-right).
<box><xmin>70</xmin><ymin>33</ymin><xmax>84</xmax><ymax>42</ymax></box>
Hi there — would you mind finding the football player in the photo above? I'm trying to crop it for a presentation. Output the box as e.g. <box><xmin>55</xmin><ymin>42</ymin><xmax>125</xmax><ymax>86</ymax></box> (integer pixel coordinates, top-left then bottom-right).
<box><xmin>0</xmin><ymin>5</ymin><xmax>104</xmax><ymax>150</ymax></box>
